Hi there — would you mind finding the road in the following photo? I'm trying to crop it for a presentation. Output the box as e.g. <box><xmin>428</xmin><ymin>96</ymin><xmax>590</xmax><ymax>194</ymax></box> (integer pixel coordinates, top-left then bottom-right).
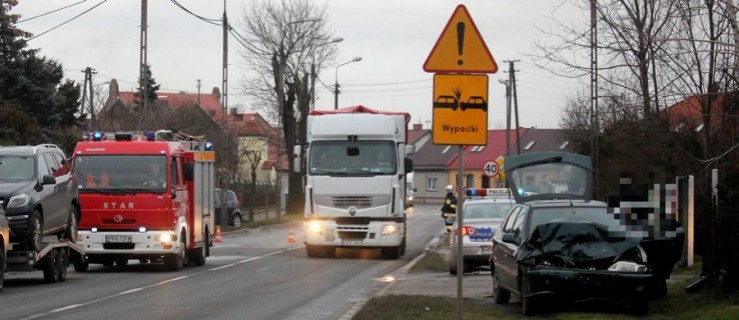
<box><xmin>0</xmin><ymin>205</ymin><xmax>444</xmax><ymax>320</ymax></box>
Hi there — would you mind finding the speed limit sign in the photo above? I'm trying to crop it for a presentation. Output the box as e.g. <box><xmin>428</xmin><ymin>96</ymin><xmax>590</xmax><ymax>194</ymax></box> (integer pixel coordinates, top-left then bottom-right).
<box><xmin>483</xmin><ymin>161</ymin><xmax>498</xmax><ymax>177</ymax></box>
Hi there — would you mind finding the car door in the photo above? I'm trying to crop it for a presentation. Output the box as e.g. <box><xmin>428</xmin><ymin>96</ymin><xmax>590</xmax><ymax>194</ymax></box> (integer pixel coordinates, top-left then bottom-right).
<box><xmin>493</xmin><ymin>206</ymin><xmax>523</xmax><ymax>291</ymax></box>
<box><xmin>50</xmin><ymin>152</ymin><xmax>74</xmax><ymax>213</ymax></box>
<box><xmin>39</xmin><ymin>153</ymin><xmax>64</xmax><ymax>233</ymax></box>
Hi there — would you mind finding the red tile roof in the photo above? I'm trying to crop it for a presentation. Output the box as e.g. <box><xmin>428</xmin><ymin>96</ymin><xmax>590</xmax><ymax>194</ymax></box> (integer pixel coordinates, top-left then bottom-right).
<box><xmin>447</xmin><ymin>128</ymin><xmax>528</xmax><ymax>169</ymax></box>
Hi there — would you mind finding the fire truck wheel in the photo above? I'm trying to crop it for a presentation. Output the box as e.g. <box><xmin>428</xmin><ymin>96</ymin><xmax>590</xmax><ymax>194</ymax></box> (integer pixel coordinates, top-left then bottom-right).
<box><xmin>56</xmin><ymin>248</ymin><xmax>68</xmax><ymax>282</ymax></box>
<box><xmin>73</xmin><ymin>260</ymin><xmax>89</xmax><ymax>272</ymax></box>
<box><xmin>166</xmin><ymin>237</ymin><xmax>185</xmax><ymax>271</ymax></box>
<box><xmin>189</xmin><ymin>232</ymin><xmax>207</xmax><ymax>267</ymax></box>
<box><xmin>43</xmin><ymin>249</ymin><xmax>59</xmax><ymax>283</ymax></box>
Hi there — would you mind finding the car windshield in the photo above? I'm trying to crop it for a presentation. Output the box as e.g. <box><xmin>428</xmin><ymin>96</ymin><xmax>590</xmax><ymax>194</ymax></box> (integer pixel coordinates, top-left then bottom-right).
<box><xmin>0</xmin><ymin>156</ymin><xmax>35</xmax><ymax>180</ymax></box>
<box><xmin>463</xmin><ymin>202</ymin><xmax>512</xmax><ymax>219</ymax></box>
<box><xmin>308</xmin><ymin>140</ymin><xmax>396</xmax><ymax>176</ymax></box>
<box><xmin>528</xmin><ymin>206</ymin><xmax>620</xmax><ymax>236</ymax></box>
<box><xmin>74</xmin><ymin>155</ymin><xmax>167</xmax><ymax>191</ymax></box>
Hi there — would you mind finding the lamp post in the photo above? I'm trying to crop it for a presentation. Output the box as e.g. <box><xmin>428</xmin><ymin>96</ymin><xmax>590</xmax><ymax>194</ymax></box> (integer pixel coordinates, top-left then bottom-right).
<box><xmin>333</xmin><ymin>56</ymin><xmax>362</xmax><ymax>110</ymax></box>
<box><xmin>310</xmin><ymin>37</ymin><xmax>343</xmax><ymax>111</ymax></box>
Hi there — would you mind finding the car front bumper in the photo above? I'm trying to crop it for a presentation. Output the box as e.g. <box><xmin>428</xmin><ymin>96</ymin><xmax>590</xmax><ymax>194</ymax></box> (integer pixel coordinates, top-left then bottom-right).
<box><xmin>526</xmin><ymin>266</ymin><xmax>653</xmax><ymax>300</ymax></box>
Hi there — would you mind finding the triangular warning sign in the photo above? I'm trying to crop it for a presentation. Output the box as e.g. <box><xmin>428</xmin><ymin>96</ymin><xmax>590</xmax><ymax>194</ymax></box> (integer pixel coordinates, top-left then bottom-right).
<box><xmin>423</xmin><ymin>5</ymin><xmax>498</xmax><ymax>74</ymax></box>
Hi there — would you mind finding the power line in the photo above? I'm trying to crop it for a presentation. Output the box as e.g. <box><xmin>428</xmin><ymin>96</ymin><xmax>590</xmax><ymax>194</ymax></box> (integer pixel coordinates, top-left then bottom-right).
<box><xmin>342</xmin><ymin>78</ymin><xmax>431</xmax><ymax>87</ymax></box>
<box><xmin>17</xmin><ymin>0</ymin><xmax>88</xmax><ymax>23</ymax></box>
<box><xmin>27</xmin><ymin>0</ymin><xmax>108</xmax><ymax>41</ymax></box>
<box><xmin>169</xmin><ymin>0</ymin><xmax>221</xmax><ymax>26</ymax></box>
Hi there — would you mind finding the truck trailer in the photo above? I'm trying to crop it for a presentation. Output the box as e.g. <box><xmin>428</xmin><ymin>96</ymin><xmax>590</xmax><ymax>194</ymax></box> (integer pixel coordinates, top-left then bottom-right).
<box><xmin>294</xmin><ymin>106</ymin><xmax>414</xmax><ymax>259</ymax></box>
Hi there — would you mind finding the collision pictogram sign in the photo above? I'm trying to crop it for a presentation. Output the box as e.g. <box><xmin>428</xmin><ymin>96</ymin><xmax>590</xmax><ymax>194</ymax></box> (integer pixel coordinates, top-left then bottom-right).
<box><xmin>423</xmin><ymin>5</ymin><xmax>498</xmax><ymax>74</ymax></box>
<box><xmin>432</xmin><ymin>74</ymin><xmax>488</xmax><ymax>145</ymax></box>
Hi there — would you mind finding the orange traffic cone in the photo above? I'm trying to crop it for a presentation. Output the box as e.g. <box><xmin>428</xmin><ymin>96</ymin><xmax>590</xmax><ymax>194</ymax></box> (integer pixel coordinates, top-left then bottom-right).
<box><xmin>286</xmin><ymin>225</ymin><xmax>296</xmax><ymax>243</ymax></box>
<box><xmin>215</xmin><ymin>225</ymin><xmax>223</xmax><ymax>243</ymax></box>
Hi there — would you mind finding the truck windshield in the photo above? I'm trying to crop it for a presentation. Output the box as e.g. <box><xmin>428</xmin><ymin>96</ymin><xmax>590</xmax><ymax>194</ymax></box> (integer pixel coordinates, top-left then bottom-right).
<box><xmin>309</xmin><ymin>140</ymin><xmax>396</xmax><ymax>176</ymax></box>
<box><xmin>74</xmin><ymin>155</ymin><xmax>168</xmax><ymax>192</ymax></box>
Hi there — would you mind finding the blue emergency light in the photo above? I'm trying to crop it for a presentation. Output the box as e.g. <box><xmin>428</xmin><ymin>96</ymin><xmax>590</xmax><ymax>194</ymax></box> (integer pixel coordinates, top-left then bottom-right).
<box><xmin>204</xmin><ymin>141</ymin><xmax>214</xmax><ymax>151</ymax></box>
<box><xmin>92</xmin><ymin>131</ymin><xmax>103</xmax><ymax>141</ymax></box>
<box><xmin>146</xmin><ymin>131</ymin><xmax>156</xmax><ymax>141</ymax></box>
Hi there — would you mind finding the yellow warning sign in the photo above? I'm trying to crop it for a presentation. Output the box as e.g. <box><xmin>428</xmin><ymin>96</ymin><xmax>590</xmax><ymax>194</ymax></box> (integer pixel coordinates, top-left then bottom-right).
<box><xmin>423</xmin><ymin>5</ymin><xmax>498</xmax><ymax>74</ymax></box>
<box><xmin>432</xmin><ymin>74</ymin><xmax>488</xmax><ymax>145</ymax></box>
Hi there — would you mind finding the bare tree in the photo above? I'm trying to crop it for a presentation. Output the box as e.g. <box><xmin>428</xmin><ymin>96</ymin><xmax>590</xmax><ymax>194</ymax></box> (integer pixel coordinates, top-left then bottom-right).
<box><xmin>235</xmin><ymin>0</ymin><xmax>338</xmax><ymax>214</ymax></box>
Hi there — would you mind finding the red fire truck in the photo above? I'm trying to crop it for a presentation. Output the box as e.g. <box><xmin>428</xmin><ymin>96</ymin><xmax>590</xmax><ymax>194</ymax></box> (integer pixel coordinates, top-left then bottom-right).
<box><xmin>71</xmin><ymin>130</ymin><xmax>215</xmax><ymax>271</ymax></box>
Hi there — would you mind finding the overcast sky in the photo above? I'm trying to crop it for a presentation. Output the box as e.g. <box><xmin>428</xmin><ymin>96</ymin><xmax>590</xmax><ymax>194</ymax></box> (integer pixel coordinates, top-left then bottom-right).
<box><xmin>13</xmin><ymin>0</ymin><xmax>585</xmax><ymax>129</ymax></box>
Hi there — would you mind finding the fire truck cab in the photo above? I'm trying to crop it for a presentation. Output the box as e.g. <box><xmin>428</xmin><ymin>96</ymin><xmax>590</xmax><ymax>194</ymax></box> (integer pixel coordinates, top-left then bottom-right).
<box><xmin>71</xmin><ymin>131</ymin><xmax>215</xmax><ymax>271</ymax></box>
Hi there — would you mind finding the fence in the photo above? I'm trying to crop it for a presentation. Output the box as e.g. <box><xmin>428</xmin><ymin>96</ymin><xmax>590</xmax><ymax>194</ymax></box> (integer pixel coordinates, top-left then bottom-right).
<box><xmin>230</xmin><ymin>180</ymin><xmax>280</xmax><ymax>208</ymax></box>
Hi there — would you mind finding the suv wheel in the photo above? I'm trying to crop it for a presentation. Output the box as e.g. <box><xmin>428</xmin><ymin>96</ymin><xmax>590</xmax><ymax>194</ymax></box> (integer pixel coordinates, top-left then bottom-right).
<box><xmin>63</xmin><ymin>207</ymin><xmax>78</xmax><ymax>243</ymax></box>
<box><xmin>27</xmin><ymin>210</ymin><xmax>44</xmax><ymax>252</ymax></box>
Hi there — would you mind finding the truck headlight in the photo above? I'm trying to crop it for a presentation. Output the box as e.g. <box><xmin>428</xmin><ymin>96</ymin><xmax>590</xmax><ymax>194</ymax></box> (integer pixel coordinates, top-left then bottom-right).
<box><xmin>382</xmin><ymin>223</ymin><xmax>399</xmax><ymax>235</ymax></box>
<box><xmin>306</xmin><ymin>220</ymin><xmax>323</xmax><ymax>235</ymax></box>
<box><xmin>156</xmin><ymin>233</ymin><xmax>177</xmax><ymax>243</ymax></box>
<box><xmin>6</xmin><ymin>194</ymin><xmax>30</xmax><ymax>209</ymax></box>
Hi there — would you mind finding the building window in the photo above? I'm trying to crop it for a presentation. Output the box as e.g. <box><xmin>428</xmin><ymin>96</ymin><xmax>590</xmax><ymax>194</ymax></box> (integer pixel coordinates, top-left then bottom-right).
<box><xmin>481</xmin><ymin>175</ymin><xmax>490</xmax><ymax>188</ymax></box>
<box><xmin>559</xmin><ymin>141</ymin><xmax>569</xmax><ymax>150</ymax></box>
<box><xmin>427</xmin><ymin>176</ymin><xmax>438</xmax><ymax>191</ymax></box>
<box><xmin>466</xmin><ymin>174</ymin><xmax>474</xmax><ymax>189</ymax></box>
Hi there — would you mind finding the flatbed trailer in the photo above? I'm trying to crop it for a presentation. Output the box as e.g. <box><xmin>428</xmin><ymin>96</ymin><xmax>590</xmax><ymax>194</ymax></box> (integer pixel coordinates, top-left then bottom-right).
<box><xmin>5</xmin><ymin>235</ymin><xmax>85</xmax><ymax>283</ymax></box>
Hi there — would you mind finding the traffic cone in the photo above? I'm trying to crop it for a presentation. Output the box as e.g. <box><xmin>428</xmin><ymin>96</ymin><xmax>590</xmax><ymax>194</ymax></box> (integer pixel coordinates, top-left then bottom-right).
<box><xmin>286</xmin><ymin>225</ymin><xmax>296</xmax><ymax>243</ymax></box>
<box><xmin>215</xmin><ymin>225</ymin><xmax>223</xmax><ymax>243</ymax></box>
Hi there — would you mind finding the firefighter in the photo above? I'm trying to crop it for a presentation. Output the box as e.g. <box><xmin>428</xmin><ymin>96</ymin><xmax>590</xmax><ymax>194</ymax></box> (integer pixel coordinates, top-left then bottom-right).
<box><xmin>440</xmin><ymin>185</ymin><xmax>457</xmax><ymax>234</ymax></box>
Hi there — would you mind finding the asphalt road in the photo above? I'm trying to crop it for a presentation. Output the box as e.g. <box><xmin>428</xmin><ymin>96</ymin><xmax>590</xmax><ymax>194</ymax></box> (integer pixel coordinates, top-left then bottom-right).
<box><xmin>0</xmin><ymin>205</ymin><xmax>444</xmax><ymax>320</ymax></box>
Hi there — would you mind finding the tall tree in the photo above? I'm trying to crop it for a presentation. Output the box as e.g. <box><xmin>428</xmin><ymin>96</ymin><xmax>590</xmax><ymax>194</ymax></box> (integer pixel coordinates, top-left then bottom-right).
<box><xmin>235</xmin><ymin>0</ymin><xmax>339</xmax><ymax>214</ymax></box>
<box><xmin>0</xmin><ymin>0</ymin><xmax>83</xmax><ymax>144</ymax></box>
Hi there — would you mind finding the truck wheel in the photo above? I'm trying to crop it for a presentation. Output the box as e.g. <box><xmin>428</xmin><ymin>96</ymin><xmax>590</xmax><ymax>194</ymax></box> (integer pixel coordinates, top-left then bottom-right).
<box><xmin>73</xmin><ymin>260</ymin><xmax>89</xmax><ymax>272</ymax></box>
<box><xmin>189</xmin><ymin>231</ymin><xmax>207</xmax><ymax>266</ymax></box>
<box><xmin>102</xmin><ymin>259</ymin><xmax>114</xmax><ymax>267</ymax></box>
<box><xmin>43</xmin><ymin>249</ymin><xmax>59</xmax><ymax>283</ymax></box>
<box><xmin>306</xmin><ymin>245</ymin><xmax>321</xmax><ymax>258</ymax></box>
<box><xmin>57</xmin><ymin>248</ymin><xmax>68</xmax><ymax>282</ymax></box>
<box><xmin>166</xmin><ymin>238</ymin><xmax>185</xmax><ymax>271</ymax></box>
<box><xmin>381</xmin><ymin>245</ymin><xmax>401</xmax><ymax>260</ymax></box>
<box><xmin>63</xmin><ymin>207</ymin><xmax>78</xmax><ymax>244</ymax></box>
<box><xmin>27</xmin><ymin>210</ymin><xmax>44</xmax><ymax>252</ymax></box>
<box><xmin>232</xmin><ymin>215</ymin><xmax>242</xmax><ymax>228</ymax></box>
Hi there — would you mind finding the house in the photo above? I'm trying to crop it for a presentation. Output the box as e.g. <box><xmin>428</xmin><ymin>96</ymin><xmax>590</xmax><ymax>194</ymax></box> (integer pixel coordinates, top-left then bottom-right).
<box><xmin>662</xmin><ymin>94</ymin><xmax>735</xmax><ymax>139</ymax></box>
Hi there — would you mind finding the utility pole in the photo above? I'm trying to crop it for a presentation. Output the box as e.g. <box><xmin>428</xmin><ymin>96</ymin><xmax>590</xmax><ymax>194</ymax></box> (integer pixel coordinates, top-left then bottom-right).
<box><xmin>81</xmin><ymin>67</ymin><xmax>97</xmax><ymax>130</ymax></box>
<box><xmin>138</xmin><ymin>0</ymin><xmax>148</xmax><ymax>131</ymax></box>
<box><xmin>499</xmin><ymin>79</ymin><xmax>511</xmax><ymax>156</ymax></box>
<box><xmin>220</xmin><ymin>0</ymin><xmax>229</xmax><ymax>228</ymax></box>
<box><xmin>590</xmin><ymin>0</ymin><xmax>599</xmax><ymax>194</ymax></box>
<box><xmin>197</xmin><ymin>78</ymin><xmax>201</xmax><ymax>107</ymax></box>
<box><xmin>506</xmin><ymin>60</ymin><xmax>521</xmax><ymax>154</ymax></box>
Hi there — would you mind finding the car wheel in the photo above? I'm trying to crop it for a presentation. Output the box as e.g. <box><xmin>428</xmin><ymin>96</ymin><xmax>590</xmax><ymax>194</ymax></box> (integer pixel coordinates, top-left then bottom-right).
<box><xmin>63</xmin><ymin>207</ymin><xmax>78</xmax><ymax>244</ymax></box>
<box><xmin>306</xmin><ymin>245</ymin><xmax>321</xmax><ymax>258</ymax></box>
<box><xmin>27</xmin><ymin>210</ymin><xmax>44</xmax><ymax>252</ymax></box>
<box><xmin>42</xmin><ymin>248</ymin><xmax>59</xmax><ymax>283</ymax></box>
<box><xmin>521</xmin><ymin>274</ymin><xmax>538</xmax><ymax>316</ymax></box>
<box><xmin>232</xmin><ymin>214</ymin><xmax>242</xmax><ymax>228</ymax></box>
<box><xmin>493</xmin><ymin>268</ymin><xmax>511</xmax><ymax>304</ymax></box>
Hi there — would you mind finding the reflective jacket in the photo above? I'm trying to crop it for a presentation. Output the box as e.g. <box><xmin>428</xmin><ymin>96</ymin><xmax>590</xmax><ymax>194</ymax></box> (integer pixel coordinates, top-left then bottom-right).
<box><xmin>441</xmin><ymin>192</ymin><xmax>457</xmax><ymax>216</ymax></box>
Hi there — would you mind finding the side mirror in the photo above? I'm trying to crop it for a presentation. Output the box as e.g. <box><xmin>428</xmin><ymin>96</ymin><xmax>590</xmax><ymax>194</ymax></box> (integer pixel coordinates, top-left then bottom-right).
<box><xmin>42</xmin><ymin>175</ymin><xmax>56</xmax><ymax>185</ymax></box>
<box><xmin>404</xmin><ymin>157</ymin><xmax>413</xmax><ymax>173</ymax></box>
<box><xmin>501</xmin><ymin>232</ymin><xmax>518</xmax><ymax>245</ymax></box>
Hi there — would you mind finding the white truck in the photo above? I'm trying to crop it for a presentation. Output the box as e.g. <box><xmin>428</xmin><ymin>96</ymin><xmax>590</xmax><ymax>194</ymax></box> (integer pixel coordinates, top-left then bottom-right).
<box><xmin>294</xmin><ymin>106</ymin><xmax>414</xmax><ymax>259</ymax></box>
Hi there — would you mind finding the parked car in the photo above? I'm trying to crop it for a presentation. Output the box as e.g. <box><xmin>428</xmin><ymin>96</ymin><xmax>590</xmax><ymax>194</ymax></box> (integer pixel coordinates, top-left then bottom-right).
<box><xmin>1</xmin><ymin>209</ymin><xmax>8</xmax><ymax>292</ymax></box>
<box><xmin>214</xmin><ymin>188</ymin><xmax>243</xmax><ymax>228</ymax></box>
<box><xmin>448</xmin><ymin>188</ymin><xmax>514</xmax><ymax>274</ymax></box>
<box><xmin>489</xmin><ymin>152</ymin><xmax>683</xmax><ymax>316</ymax></box>
<box><xmin>0</xmin><ymin>145</ymin><xmax>79</xmax><ymax>252</ymax></box>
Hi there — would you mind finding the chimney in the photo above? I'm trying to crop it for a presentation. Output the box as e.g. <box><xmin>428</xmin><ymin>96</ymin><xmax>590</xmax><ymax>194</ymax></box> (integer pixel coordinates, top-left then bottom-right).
<box><xmin>230</xmin><ymin>107</ymin><xmax>238</xmax><ymax>115</ymax></box>
<box><xmin>413</xmin><ymin>123</ymin><xmax>423</xmax><ymax>130</ymax></box>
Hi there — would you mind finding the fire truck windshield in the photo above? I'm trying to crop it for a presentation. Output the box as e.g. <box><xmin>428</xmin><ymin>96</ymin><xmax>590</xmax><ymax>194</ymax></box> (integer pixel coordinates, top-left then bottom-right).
<box><xmin>308</xmin><ymin>140</ymin><xmax>396</xmax><ymax>176</ymax></box>
<box><xmin>75</xmin><ymin>155</ymin><xmax>168</xmax><ymax>191</ymax></box>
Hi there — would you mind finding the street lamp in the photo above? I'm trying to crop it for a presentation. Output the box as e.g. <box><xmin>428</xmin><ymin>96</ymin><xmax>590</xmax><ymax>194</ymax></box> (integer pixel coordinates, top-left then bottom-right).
<box><xmin>334</xmin><ymin>56</ymin><xmax>362</xmax><ymax>109</ymax></box>
<box><xmin>311</xmin><ymin>37</ymin><xmax>344</xmax><ymax>111</ymax></box>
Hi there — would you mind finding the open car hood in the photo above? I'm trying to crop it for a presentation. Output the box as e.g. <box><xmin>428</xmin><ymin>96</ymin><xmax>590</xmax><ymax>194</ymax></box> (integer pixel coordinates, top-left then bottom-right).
<box><xmin>505</xmin><ymin>152</ymin><xmax>593</xmax><ymax>203</ymax></box>
<box><xmin>518</xmin><ymin>222</ymin><xmax>641</xmax><ymax>269</ymax></box>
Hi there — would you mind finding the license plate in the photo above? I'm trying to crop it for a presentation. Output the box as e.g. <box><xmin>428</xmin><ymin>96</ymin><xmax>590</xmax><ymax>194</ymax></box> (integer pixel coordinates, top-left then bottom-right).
<box><xmin>105</xmin><ymin>235</ymin><xmax>132</xmax><ymax>243</ymax></box>
<box><xmin>342</xmin><ymin>240</ymin><xmax>363</xmax><ymax>246</ymax></box>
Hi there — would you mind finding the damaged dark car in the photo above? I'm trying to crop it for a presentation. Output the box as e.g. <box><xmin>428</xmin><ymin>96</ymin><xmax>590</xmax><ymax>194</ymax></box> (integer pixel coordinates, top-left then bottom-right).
<box><xmin>489</xmin><ymin>152</ymin><xmax>683</xmax><ymax>316</ymax></box>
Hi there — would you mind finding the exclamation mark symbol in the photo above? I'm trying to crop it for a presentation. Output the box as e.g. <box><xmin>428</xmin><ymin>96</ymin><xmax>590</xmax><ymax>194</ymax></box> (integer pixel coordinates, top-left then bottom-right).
<box><xmin>457</xmin><ymin>22</ymin><xmax>465</xmax><ymax>66</ymax></box>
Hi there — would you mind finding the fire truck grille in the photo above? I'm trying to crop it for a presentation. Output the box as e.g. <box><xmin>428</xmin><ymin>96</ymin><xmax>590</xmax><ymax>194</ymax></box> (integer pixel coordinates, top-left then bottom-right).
<box><xmin>103</xmin><ymin>243</ymin><xmax>135</xmax><ymax>250</ymax></box>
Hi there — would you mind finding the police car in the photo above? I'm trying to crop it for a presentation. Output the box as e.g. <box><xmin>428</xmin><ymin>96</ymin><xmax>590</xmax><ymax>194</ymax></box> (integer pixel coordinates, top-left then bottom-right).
<box><xmin>448</xmin><ymin>188</ymin><xmax>515</xmax><ymax>274</ymax></box>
